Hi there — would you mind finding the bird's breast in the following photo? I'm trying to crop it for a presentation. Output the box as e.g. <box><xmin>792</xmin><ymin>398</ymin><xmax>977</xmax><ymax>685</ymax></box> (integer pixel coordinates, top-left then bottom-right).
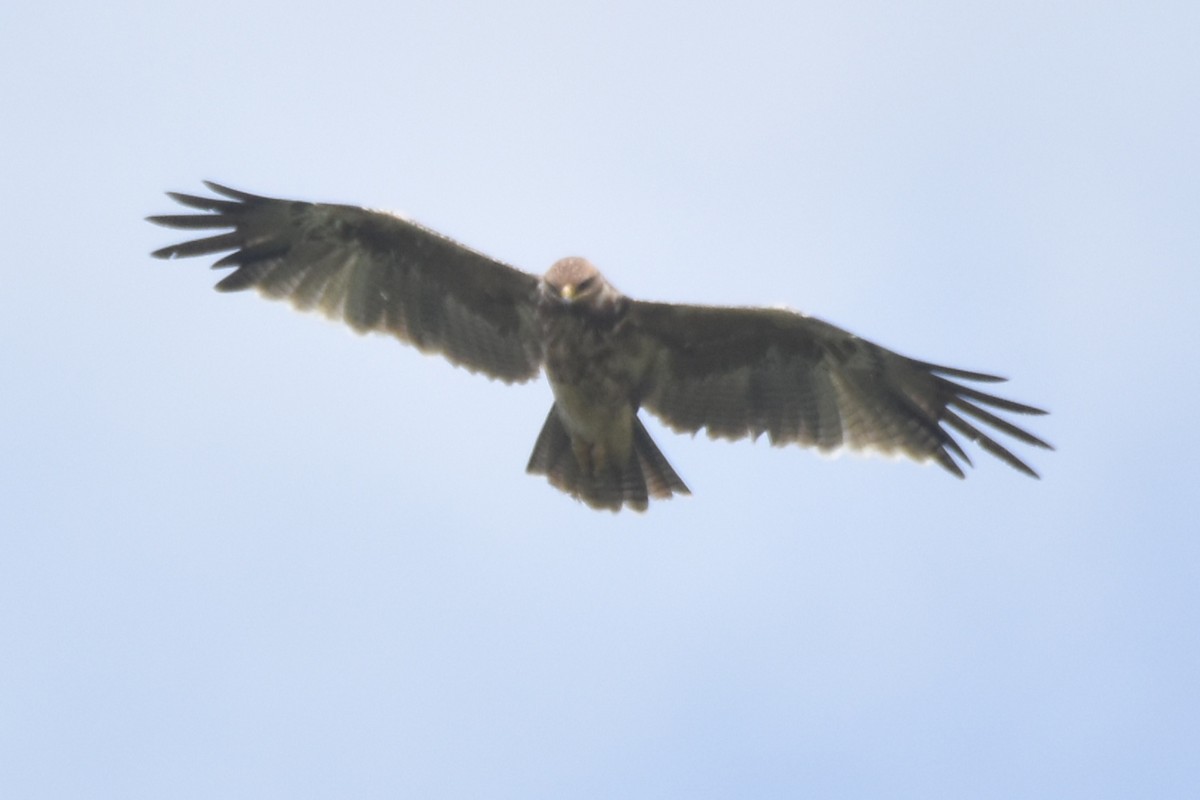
<box><xmin>539</xmin><ymin>308</ymin><xmax>645</xmax><ymax>446</ymax></box>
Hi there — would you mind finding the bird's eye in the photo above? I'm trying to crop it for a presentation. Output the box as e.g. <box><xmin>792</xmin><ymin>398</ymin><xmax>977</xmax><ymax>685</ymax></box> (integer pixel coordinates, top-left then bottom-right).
<box><xmin>577</xmin><ymin>277</ymin><xmax>595</xmax><ymax>292</ymax></box>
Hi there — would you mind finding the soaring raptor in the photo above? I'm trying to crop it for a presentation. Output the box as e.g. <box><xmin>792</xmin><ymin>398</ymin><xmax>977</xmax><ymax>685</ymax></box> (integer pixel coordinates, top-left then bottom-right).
<box><xmin>149</xmin><ymin>182</ymin><xmax>1051</xmax><ymax>511</ymax></box>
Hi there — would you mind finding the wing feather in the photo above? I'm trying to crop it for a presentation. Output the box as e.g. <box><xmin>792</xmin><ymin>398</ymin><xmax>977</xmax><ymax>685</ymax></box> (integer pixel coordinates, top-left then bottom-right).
<box><xmin>148</xmin><ymin>183</ymin><xmax>542</xmax><ymax>383</ymax></box>
<box><xmin>629</xmin><ymin>301</ymin><xmax>1050</xmax><ymax>477</ymax></box>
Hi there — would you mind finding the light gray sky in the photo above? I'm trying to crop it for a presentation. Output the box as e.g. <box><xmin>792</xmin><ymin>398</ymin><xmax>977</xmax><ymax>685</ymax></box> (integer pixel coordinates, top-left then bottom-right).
<box><xmin>2</xmin><ymin>2</ymin><xmax>1197</xmax><ymax>797</ymax></box>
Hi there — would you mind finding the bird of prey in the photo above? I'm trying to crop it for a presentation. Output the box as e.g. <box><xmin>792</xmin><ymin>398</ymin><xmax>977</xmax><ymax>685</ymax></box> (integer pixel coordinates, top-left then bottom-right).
<box><xmin>148</xmin><ymin>182</ymin><xmax>1051</xmax><ymax>512</ymax></box>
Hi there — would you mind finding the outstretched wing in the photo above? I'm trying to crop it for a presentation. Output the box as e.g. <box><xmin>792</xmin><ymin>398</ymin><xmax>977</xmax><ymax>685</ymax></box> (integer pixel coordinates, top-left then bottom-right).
<box><xmin>148</xmin><ymin>182</ymin><xmax>543</xmax><ymax>383</ymax></box>
<box><xmin>629</xmin><ymin>302</ymin><xmax>1051</xmax><ymax>477</ymax></box>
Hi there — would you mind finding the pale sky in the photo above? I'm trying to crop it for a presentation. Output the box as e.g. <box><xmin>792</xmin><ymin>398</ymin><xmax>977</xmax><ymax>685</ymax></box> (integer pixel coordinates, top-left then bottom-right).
<box><xmin>2</xmin><ymin>2</ymin><xmax>1197</xmax><ymax>797</ymax></box>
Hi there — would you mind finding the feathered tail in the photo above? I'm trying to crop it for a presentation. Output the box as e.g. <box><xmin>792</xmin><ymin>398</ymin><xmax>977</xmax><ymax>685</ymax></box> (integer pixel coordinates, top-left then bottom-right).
<box><xmin>526</xmin><ymin>404</ymin><xmax>690</xmax><ymax>512</ymax></box>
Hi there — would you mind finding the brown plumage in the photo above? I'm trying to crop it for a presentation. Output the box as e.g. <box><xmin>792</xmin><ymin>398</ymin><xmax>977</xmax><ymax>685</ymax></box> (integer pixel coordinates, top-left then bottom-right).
<box><xmin>149</xmin><ymin>182</ymin><xmax>1052</xmax><ymax>511</ymax></box>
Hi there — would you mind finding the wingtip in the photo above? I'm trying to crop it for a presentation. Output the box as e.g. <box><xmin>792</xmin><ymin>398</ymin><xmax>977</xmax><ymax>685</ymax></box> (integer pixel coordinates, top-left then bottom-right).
<box><xmin>1015</xmin><ymin>462</ymin><xmax>1042</xmax><ymax>479</ymax></box>
<box><xmin>919</xmin><ymin>360</ymin><xmax>1009</xmax><ymax>383</ymax></box>
<box><xmin>995</xmin><ymin>446</ymin><xmax>1043</xmax><ymax>479</ymax></box>
<box><xmin>935</xmin><ymin>451</ymin><xmax>968</xmax><ymax>479</ymax></box>
<box><xmin>202</xmin><ymin>180</ymin><xmax>261</xmax><ymax>201</ymax></box>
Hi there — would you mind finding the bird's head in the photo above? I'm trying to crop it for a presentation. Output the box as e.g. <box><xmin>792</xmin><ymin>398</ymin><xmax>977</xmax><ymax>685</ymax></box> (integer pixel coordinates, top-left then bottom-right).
<box><xmin>541</xmin><ymin>257</ymin><xmax>620</xmax><ymax>308</ymax></box>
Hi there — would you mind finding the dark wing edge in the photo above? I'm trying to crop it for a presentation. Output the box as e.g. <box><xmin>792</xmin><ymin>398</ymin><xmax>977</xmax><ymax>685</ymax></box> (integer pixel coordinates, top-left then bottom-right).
<box><xmin>628</xmin><ymin>301</ymin><xmax>1052</xmax><ymax>478</ymax></box>
<box><xmin>148</xmin><ymin>181</ymin><xmax>543</xmax><ymax>383</ymax></box>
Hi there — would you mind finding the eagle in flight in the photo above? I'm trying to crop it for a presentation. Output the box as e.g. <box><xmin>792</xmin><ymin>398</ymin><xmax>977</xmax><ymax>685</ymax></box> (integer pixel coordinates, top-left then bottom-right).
<box><xmin>149</xmin><ymin>182</ymin><xmax>1050</xmax><ymax>511</ymax></box>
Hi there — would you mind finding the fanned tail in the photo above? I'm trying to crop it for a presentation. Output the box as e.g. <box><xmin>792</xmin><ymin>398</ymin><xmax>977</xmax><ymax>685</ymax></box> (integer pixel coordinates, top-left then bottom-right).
<box><xmin>526</xmin><ymin>405</ymin><xmax>690</xmax><ymax>512</ymax></box>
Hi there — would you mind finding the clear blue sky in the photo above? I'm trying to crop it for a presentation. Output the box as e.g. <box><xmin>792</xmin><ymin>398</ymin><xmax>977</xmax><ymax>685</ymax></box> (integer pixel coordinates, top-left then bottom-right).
<box><xmin>2</xmin><ymin>2</ymin><xmax>1197</xmax><ymax>797</ymax></box>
